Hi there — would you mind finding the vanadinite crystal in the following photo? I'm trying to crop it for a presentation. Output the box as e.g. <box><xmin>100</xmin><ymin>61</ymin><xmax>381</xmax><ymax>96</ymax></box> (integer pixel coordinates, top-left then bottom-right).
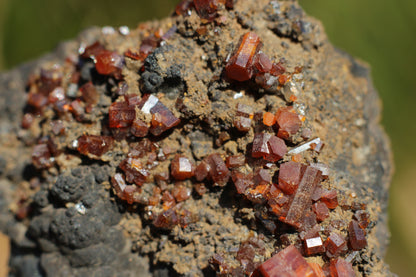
<box><xmin>138</xmin><ymin>95</ymin><xmax>180</xmax><ymax>136</ymax></box>
<box><xmin>226</xmin><ymin>32</ymin><xmax>261</xmax><ymax>81</ymax></box>
<box><xmin>257</xmin><ymin>245</ymin><xmax>316</xmax><ymax>277</ymax></box>
<box><xmin>193</xmin><ymin>0</ymin><xmax>223</xmax><ymax>20</ymax></box>
<box><xmin>171</xmin><ymin>155</ymin><xmax>195</xmax><ymax>180</ymax></box>
<box><xmin>282</xmin><ymin>166</ymin><xmax>322</xmax><ymax>228</ymax></box>
<box><xmin>109</xmin><ymin>101</ymin><xmax>135</xmax><ymax>128</ymax></box>
<box><xmin>275</xmin><ymin>107</ymin><xmax>302</xmax><ymax>140</ymax></box>
<box><xmin>329</xmin><ymin>258</ymin><xmax>356</xmax><ymax>277</ymax></box>
<box><xmin>348</xmin><ymin>220</ymin><xmax>367</xmax><ymax>250</ymax></box>
<box><xmin>77</xmin><ymin>135</ymin><xmax>114</xmax><ymax>156</ymax></box>
<box><xmin>325</xmin><ymin>232</ymin><xmax>347</xmax><ymax>258</ymax></box>
<box><xmin>252</xmin><ymin>132</ymin><xmax>287</xmax><ymax>162</ymax></box>
<box><xmin>278</xmin><ymin>161</ymin><xmax>306</xmax><ymax>194</ymax></box>
<box><xmin>95</xmin><ymin>50</ymin><xmax>123</xmax><ymax>76</ymax></box>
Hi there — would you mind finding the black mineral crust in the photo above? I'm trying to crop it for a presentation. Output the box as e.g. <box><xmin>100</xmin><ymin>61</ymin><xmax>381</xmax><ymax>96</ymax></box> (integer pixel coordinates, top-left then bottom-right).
<box><xmin>0</xmin><ymin>0</ymin><xmax>394</xmax><ymax>276</ymax></box>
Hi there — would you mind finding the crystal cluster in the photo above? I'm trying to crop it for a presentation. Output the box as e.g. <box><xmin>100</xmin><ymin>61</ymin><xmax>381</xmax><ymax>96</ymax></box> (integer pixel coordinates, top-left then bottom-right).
<box><xmin>20</xmin><ymin>4</ymin><xmax>371</xmax><ymax>276</ymax></box>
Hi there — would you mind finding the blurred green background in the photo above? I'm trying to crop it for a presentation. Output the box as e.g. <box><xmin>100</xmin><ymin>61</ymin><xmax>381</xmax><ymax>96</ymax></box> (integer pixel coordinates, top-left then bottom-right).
<box><xmin>0</xmin><ymin>0</ymin><xmax>415</xmax><ymax>276</ymax></box>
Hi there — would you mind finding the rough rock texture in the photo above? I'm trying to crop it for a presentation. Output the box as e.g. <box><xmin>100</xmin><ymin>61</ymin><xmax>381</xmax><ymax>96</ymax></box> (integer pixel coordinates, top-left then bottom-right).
<box><xmin>0</xmin><ymin>0</ymin><xmax>394</xmax><ymax>276</ymax></box>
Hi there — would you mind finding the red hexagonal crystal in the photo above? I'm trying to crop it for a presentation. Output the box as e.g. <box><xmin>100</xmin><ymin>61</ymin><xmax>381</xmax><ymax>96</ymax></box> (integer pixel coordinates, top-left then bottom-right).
<box><xmin>254</xmin><ymin>168</ymin><xmax>272</xmax><ymax>186</ymax></box>
<box><xmin>109</xmin><ymin>101</ymin><xmax>135</xmax><ymax>128</ymax></box>
<box><xmin>232</xmin><ymin>171</ymin><xmax>254</xmax><ymax>194</ymax></box>
<box><xmin>320</xmin><ymin>189</ymin><xmax>338</xmax><ymax>209</ymax></box>
<box><xmin>95</xmin><ymin>50</ymin><xmax>123</xmax><ymax>76</ymax></box>
<box><xmin>253</xmin><ymin>52</ymin><xmax>273</xmax><ymax>74</ymax></box>
<box><xmin>171</xmin><ymin>155</ymin><xmax>195</xmax><ymax>180</ymax></box>
<box><xmin>252</xmin><ymin>133</ymin><xmax>287</xmax><ymax>162</ymax></box>
<box><xmin>172</xmin><ymin>185</ymin><xmax>192</xmax><ymax>202</ymax></box>
<box><xmin>257</xmin><ymin>245</ymin><xmax>316</xmax><ymax>277</ymax></box>
<box><xmin>119</xmin><ymin>157</ymin><xmax>150</xmax><ymax>186</ymax></box>
<box><xmin>275</xmin><ymin>107</ymin><xmax>302</xmax><ymax>140</ymax></box>
<box><xmin>324</xmin><ymin>232</ymin><xmax>347</xmax><ymax>258</ymax></box>
<box><xmin>329</xmin><ymin>258</ymin><xmax>355</xmax><ymax>277</ymax></box>
<box><xmin>283</xmin><ymin>166</ymin><xmax>322</xmax><ymax>228</ymax></box>
<box><xmin>138</xmin><ymin>95</ymin><xmax>180</xmax><ymax>136</ymax></box>
<box><xmin>312</xmin><ymin>202</ymin><xmax>329</xmax><ymax>222</ymax></box>
<box><xmin>206</xmin><ymin>153</ymin><xmax>230</xmax><ymax>186</ymax></box>
<box><xmin>193</xmin><ymin>0</ymin><xmax>222</xmax><ymax>20</ymax></box>
<box><xmin>77</xmin><ymin>135</ymin><xmax>113</xmax><ymax>157</ymax></box>
<box><xmin>348</xmin><ymin>220</ymin><xmax>367</xmax><ymax>250</ymax></box>
<box><xmin>234</xmin><ymin>116</ymin><xmax>252</xmax><ymax>132</ymax></box>
<box><xmin>278</xmin><ymin>161</ymin><xmax>306</xmax><ymax>195</ymax></box>
<box><xmin>226</xmin><ymin>32</ymin><xmax>262</xmax><ymax>81</ymax></box>
<box><xmin>267</xmin><ymin>135</ymin><xmax>287</xmax><ymax>162</ymax></box>
<box><xmin>303</xmin><ymin>227</ymin><xmax>325</xmax><ymax>256</ymax></box>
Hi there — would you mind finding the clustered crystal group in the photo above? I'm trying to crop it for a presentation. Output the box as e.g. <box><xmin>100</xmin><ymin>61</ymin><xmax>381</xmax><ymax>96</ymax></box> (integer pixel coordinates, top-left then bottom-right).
<box><xmin>21</xmin><ymin>0</ymin><xmax>370</xmax><ymax>276</ymax></box>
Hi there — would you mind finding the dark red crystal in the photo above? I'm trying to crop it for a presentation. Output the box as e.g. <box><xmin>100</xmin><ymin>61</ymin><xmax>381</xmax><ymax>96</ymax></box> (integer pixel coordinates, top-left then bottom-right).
<box><xmin>226</xmin><ymin>32</ymin><xmax>261</xmax><ymax>82</ymax></box>
<box><xmin>253</xmin><ymin>52</ymin><xmax>273</xmax><ymax>74</ymax></box>
<box><xmin>77</xmin><ymin>135</ymin><xmax>114</xmax><ymax>157</ymax></box>
<box><xmin>109</xmin><ymin>101</ymin><xmax>135</xmax><ymax>128</ymax></box>
<box><xmin>348</xmin><ymin>220</ymin><xmax>367</xmax><ymax>250</ymax></box>
<box><xmin>329</xmin><ymin>258</ymin><xmax>355</xmax><ymax>277</ymax></box>
<box><xmin>206</xmin><ymin>153</ymin><xmax>230</xmax><ymax>186</ymax></box>
<box><xmin>324</xmin><ymin>232</ymin><xmax>347</xmax><ymax>258</ymax></box>
<box><xmin>171</xmin><ymin>155</ymin><xmax>195</xmax><ymax>180</ymax></box>
<box><xmin>278</xmin><ymin>161</ymin><xmax>306</xmax><ymax>195</ymax></box>
<box><xmin>320</xmin><ymin>189</ymin><xmax>338</xmax><ymax>209</ymax></box>
<box><xmin>32</xmin><ymin>144</ymin><xmax>53</xmax><ymax>169</ymax></box>
<box><xmin>257</xmin><ymin>245</ymin><xmax>316</xmax><ymax>277</ymax></box>
<box><xmin>95</xmin><ymin>50</ymin><xmax>123</xmax><ymax>76</ymax></box>
<box><xmin>193</xmin><ymin>0</ymin><xmax>222</xmax><ymax>20</ymax></box>
<box><xmin>138</xmin><ymin>95</ymin><xmax>180</xmax><ymax>136</ymax></box>
<box><xmin>283</xmin><ymin>166</ymin><xmax>322</xmax><ymax>228</ymax></box>
<box><xmin>312</xmin><ymin>202</ymin><xmax>329</xmax><ymax>222</ymax></box>
<box><xmin>254</xmin><ymin>169</ymin><xmax>271</xmax><ymax>186</ymax></box>
<box><xmin>275</xmin><ymin>107</ymin><xmax>302</xmax><ymax>140</ymax></box>
<box><xmin>131</xmin><ymin>118</ymin><xmax>149</xmax><ymax>137</ymax></box>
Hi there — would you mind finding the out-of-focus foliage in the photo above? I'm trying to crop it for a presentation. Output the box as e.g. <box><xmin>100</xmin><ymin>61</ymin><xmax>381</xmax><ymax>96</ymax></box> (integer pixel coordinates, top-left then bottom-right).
<box><xmin>0</xmin><ymin>0</ymin><xmax>415</xmax><ymax>276</ymax></box>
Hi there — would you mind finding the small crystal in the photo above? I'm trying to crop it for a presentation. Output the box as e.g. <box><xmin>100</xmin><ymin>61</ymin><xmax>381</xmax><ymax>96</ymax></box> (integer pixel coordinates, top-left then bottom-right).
<box><xmin>32</xmin><ymin>144</ymin><xmax>53</xmax><ymax>169</ymax></box>
<box><xmin>278</xmin><ymin>161</ymin><xmax>306</xmax><ymax>194</ymax></box>
<box><xmin>263</xmin><ymin>112</ymin><xmax>276</xmax><ymax>126</ymax></box>
<box><xmin>95</xmin><ymin>50</ymin><xmax>123</xmax><ymax>76</ymax></box>
<box><xmin>288</xmin><ymin>138</ymin><xmax>322</xmax><ymax>155</ymax></box>
<box><xmin>77</xmin><ymin>135</ymin><xmax>114</xmax><ymax>157</ymax></box>
<box><xmin>172</xmin><ymin>185</ymin><xmax>192</xmax><ymax>202</ymax></box>
<box><xmin>348</xmin><ymin>220</ymin><xmax>367</xmax><ymax>250</ymax></box>
<box><xmin>312</xmin><ymin>202</ymin><xmax>329</xmax><ymax>222</ymax></box>
<box><xmin>226</xmin><ymin>32</ymin><xmax>261</xmax><ymax>81</ymax></box>
<box><xmin>257</xmin><ymin>245</ymin><xmax>315</xmax><ymax>277</ymax></box>
<box><xmin>329</xmin><ymin>258</ymin><xmax>356</xmax><ymax>277</ymax></box>
<box><xmin>275</xmin><ymin>107</ymin><xmax>302</xmax><ymax>140</ymax></box>
<box><xmin>109</xmin><ymin>101</ymin><xmax>135</xmax><ymax>128</ymax></box>
<box><xmin>138</xmin><ymin>95</ymin><xmax>180</xmax><ymax>136</ymax></box>
<box><xmin>253</xmin><ymin>52</ymin><xmax>273</xmax><ymax>74</ymax></box>
<box><xmin>171</xmin><ymin>155</ymin><xmax>195</xmax><ymax>180</ymax></box>
<box><xmin>193</xmin><ymin>0</ymin><xmax>222</xmax><ymax>20</ymax></box>
<box><xmin>320</xmin><ymin>189</ymin><xmax>338</xmax><ymax>209</ymax></box>
<box><xmin>206</xmin><ymin>153</ymin><xmax>230</xmax><ymax>186</ymax></box>
<box><xmin>254</xmin><ymin>169</ymin><xmax>271</xmax><ymax>186</ymax></box>
<box><xmin>325</xmin><ymin>232</ymin><xmax>347</xmax><ymax>257</ymax></box>
<box><xmin>232</xmin><ymin>171</ymin><xmax>254</xmax><ymax>194</ymax></box>
<box><xmin>234</xmin><ymin>116</ymin><xmax>252</xmax><ymax>132</ymax></box>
